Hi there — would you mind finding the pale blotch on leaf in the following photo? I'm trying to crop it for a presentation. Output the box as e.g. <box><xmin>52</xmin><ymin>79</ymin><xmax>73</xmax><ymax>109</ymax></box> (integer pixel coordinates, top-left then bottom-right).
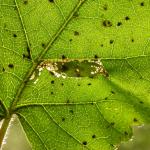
<box><xmin>35</xmin><ymin>58</ymin><xmax>109</xmax><ymax>79</ymax></box>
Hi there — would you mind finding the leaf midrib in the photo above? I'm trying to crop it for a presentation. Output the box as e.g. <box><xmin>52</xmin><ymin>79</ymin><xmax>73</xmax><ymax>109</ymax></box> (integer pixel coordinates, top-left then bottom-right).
<box><xmin>10</xmin><ymin>0</ymin><xmax>86</xmax><ymax>113</ymax></box>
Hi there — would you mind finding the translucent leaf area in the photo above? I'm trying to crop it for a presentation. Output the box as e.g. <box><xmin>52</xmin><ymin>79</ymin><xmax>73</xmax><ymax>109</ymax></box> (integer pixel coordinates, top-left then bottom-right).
<box><xmin>0</xmin><ymin>0</ymin><xmax>150</xmax><ymax>150</ymax></box>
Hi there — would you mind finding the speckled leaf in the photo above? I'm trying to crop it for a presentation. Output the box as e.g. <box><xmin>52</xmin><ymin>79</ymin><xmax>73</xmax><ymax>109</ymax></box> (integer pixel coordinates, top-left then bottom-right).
<box><xmin>0</xmin><ymin>0</ymin><xmax>150</xmax><ymax>150</ymax></box>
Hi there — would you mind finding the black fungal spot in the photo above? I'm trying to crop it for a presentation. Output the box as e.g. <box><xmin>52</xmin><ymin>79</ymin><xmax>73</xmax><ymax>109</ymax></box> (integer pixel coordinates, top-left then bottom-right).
<box><xmin>13</xmin><ymin>34</ymin><xmax>17</xmax><ymax>38</ymax></box>
<box><xmin>103</xmin><ymin>20</ymin><xmax>112</xmax><ymax>27</ymax></box>
<box><xmin>92</xmin><ymin>134</ymin><xmax>96</xmax><ymax>138</ymax></box>
<box><xmin>23</xmin><ymin>0</ymin><xmax>28</xmax><ymax>4</ymax></box>
<box><xmin>117</xmin><ymin>22</ymin><xmax>122</xmax><ymax>26</ymax></box>
<box><xmin>82</xmin><ymin>141</ymin><xmax>87</xmax><ymax>145</ymax></box>
<box><xmin>139</xmin><ymin>101</ymin><xmax>144</xmax><ymax>104</ymax></box>
<box><xmin>69</xmin><ymin>39</ymin><xmax>73</xmax><ymax>42</ymax></box>
<box><xmin>62</xmin><ymin>55</ymin><xmax>66</xmax><ymax>59</ymax></box>
<box><xmin>140</xmin><ymin>2</ymin><xmax>144</xmax><ymax>6</ymax></box>
<box><xmin>133</xmin><ymin>118</ymin><xmax>138</xmax><ymax>122</ymax></box>
<box><xmin>104</xmin><ymin>97</ymin><xmax>108</xmax><ymax>100</ymax></box>
<box><xmin>51</xmin><ymin>80</ymin><xmax>54</xmax><ymax>84</ymax></box>
<box><xmin>62</xmin><ymin>117</ymin><xmax>65</xmax><ymax>122</ymax></box>
<box><xmin>124</xmin><ymin>131</ymin><xmax>128</xmax><ymax>135</ymax></box>
<box><xmin>111</xmin><ymin>91</ymin><xmax>115</xmax><ymax>94</ymax></box>
<box><xmin>125</xmin><ymin>16</ymin><xmax>130</xmax><ymax>20</ymax></box>
<box><xmin>69</xmin><ymin>110</ymin><xmax>74</xmax><ymax>114</ymax></box>
<box><xmin>74</xmin><ymin>31</ymin><xmax>79</xmax><ymax>36</ymax></box>
<box><xmin>88</xmin><ymin>83</ymin><xmax>92</xmax><ymax>86</ymax></box>
<box><xmin>77</xmin><ymin>83</ymin><xmax>80</xmax><ymax>86</ymax></box>
<box><xmin>110</xmin><ymin>40</ymin><xmax>114</xmax><ymax>44</ymax></box>
<box><xmin>49</xmin><ymin>0</ymin><xmax>54</xmax><ymax>2</ymax></box>
<box><xmin>51</xmin><ymin>92</ymin><xmax>54</xmax><ymax>95</ymax></box>
<box><xmin>61</xmin><ymin>83</ymin><xmax>64</xmax><ymax>86</ymax></box>
<box><xmin>8</xmin><ymin>64</ymin><xmax>14</xmax><ymax>68</ymax></box>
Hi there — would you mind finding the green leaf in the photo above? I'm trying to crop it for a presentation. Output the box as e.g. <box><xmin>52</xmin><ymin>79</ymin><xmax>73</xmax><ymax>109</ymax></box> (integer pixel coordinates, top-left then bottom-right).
<box><xmin>0</xmin><ymin>0</ymin><xmax>150</xmax><ymax>149</ymax></box>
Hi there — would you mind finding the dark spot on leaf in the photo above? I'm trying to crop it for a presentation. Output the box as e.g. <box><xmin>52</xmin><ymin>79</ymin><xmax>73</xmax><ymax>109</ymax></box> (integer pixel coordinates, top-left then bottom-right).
<box><xmin>133</xmin><ymin>118</ymin><xmax>138</xmax><ymax>122</ymax></box>
<box><xmin>42</xmin><ymin>43</ymin><xmax>46</xmax><ymax>48</ymax></box>
<box><xmin>94</xmin><ymin>55</ymin><xmax>99</xmax><ymax>59</ymax></box>
<box><xmin>131</xmin><ymin>38</ymin><xmax>134</xmax><ymax>42</ymax></box>
<box><xmin>23</xmin><ymin>0</ymin><xmax>28</xmax><ymax>4</ymax></box>
<box><xmin>66</xmin><ymin>100</ymin><xmax>70</xmax><ymax>103</ymax></box>
<box><xmin>69</xmin><ymin>39</ymin><xmax>73</xmax><ymax>42</ymax></box>
<box><xmin>103</xmin><ymin>20</ymin><xmax>112</xmax><ymax>27</ymax></box>
<box><xmin>62</xmin><ymin>117</ymin><xmax>65</xmax><ymax>122</ymax></box>
<box><xmin>139</xmin><ymin>101</ymin><xmax>144</xmax><ymax>104</ymax></box>
<box><xmin>77</xmin><ymin>83</ymin><xmax>80</xmax><ymax>86</ymax></box>
<box><xmin>124</xmin><ymin>131</ymin><xmax>128</xmax><ymax>135</ymax></box>
<box><xmin>125</xmin><ymin>16</ymin><xmax>130</xmax><ymax>20</ymax></box>
<box><xmin>103</xmin><ymin>4</ymin><xmax>108</xmax><ymax>10</ymax></box>
<box><xmin>69</xmin><ymin>110</ymin><xmax>74</xmax><ymax>114</ymax></box>
<box><xmin>13</xmin><ymin>34</ymin><xmax>17</xmax><ymax>38</ymax></box>
<box><xmin>88</xmin><ymin>83</ymin><xmax>92</xmax><ymax>86</ymax></box>
<box><xmin>26</xmin><ymin>46</ymin><xmax>31</xmax><ymax>59</ymax></box>
<box><xmin>61</xmin><ymin>83</ymin><xmax>64</xmax><ymax>86</ymax></box>
<box><xmin>111</xmin><ymin>91</ymin><xmax>115</xmax><ymax>94</ymax></box>
<box><xmin>117</xmin><ymin>22</ymin><xmax>122</xmax><ymax>26</ymax></box>
<box><xmin>110</xmin><ymin>40</ymin><xmax>114</xmax><ymax>44</ymax></box>
<box><xmin>8</xmin><ymin>64</ymin><xmax>14</xmax><ymax>68</ymax></box>
<box><xmin>100</xmin><ymin>44</ymin><xmax>104</xmax><ymax>47</ymax></box>
<box><xmin>91</xmin><ymin>102</ymin><xmax>94</xmax><ymax>105</ymax></box>
<box><xmin>49</xmin><ymin>0</ymin><xmax>54</xmax><ymax>3</ymax></box>
<box><xmin>140</xmin><ymin>2</ymin><xmax>144</xmax><ymax>6</ymax></box>
<box><xmin>74</xmin><ymin>31</ymin><xmax>79</xmax><ymax>36</ymax></box>
<box><xmin>62</xmin><ymin>55</ymin><xmax>66</xmax><ymax>59</ymax></box>
<box><xmin>104</xmin><ymin>97</ymin><xmax>108</xmax><ymax>100</ymax></box>
<box><xmin>51</xmin><ymin>80</ymin><xmax>54</xmax><ymax>84</ymax></box>
<box><xmin>110</xmin><ymin>122</ymin><xmax>115</xmax><ymax>126</ymax></box>
<box><xmin>82</xmin><ymin>141</ymin><xmax>87</xmax><ymax>145</ymax></box>
<box><xmin>92</xmin><ymin>134</ymin><xmax>96</xmax><ymax>138</ymax></box>
<box><xmin>73</xmin><ymin>12</ymin><xmax>79</xmax><ymax>18</ymax></box>
<box><xmin>51</xmin><ymin>92</ymin><xmax>54</xmax><ymax>95</ymax></box>
<box><xmin>2</xmin><ymin>68</ymin><xmax>5</xmax><ymax>72</ymax></box>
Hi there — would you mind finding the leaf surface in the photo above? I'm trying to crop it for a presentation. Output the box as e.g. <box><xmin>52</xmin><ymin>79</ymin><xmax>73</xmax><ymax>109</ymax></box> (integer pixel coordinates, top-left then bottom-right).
<box><xmin>0</xmin><ymin>0</ymin><xmax>150</xmax><ymax>149</ymax></box>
